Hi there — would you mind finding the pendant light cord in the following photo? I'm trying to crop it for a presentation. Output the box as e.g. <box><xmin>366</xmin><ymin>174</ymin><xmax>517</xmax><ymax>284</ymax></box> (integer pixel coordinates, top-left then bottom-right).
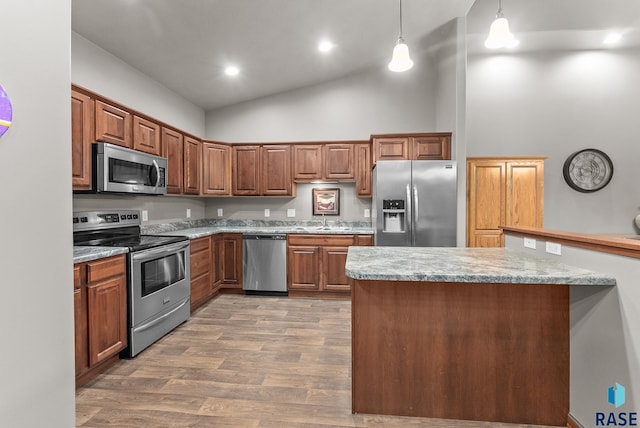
<box><xmin>398</xmin><ymin>0</ymin><xmax>404</xmax><ymax>40</ymax></box>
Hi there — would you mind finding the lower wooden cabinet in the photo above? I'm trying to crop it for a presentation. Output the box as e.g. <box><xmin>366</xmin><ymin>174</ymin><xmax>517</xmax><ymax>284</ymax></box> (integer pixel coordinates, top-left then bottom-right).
<box><xmin>74</xmin><ymin>254</ymin><xmax>127</xmax><ymax>387</ymax></box>
<box><xmin>189</xmin><ymin>236</ymin><xmax>213</xmax><ymax>311</ymax></box>
<box><xmin>287</xmin><ymin>234</ymin><xmax>373</xmax><ymax>297</ymax></box>
<box><xmin>221</xmin><ymin>233</ymin><xmax>242</xmax><ymax>288</ymax></box>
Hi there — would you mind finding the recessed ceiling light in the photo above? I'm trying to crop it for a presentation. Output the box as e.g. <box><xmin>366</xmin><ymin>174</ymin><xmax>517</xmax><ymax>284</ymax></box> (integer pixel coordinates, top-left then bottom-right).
<box><xmin>318</xmin><ymin>40</ymin><xmax>335</xmax><ymax>53</ymax></box>
<box><xmin>603</xmin><ymin>33</ymin><xmax>622</xmax><ymax>45</ymax></box>
<box><xmin>224</xmin><ymin>65</ymin><xmax>240</xmax><ymax>76</ymax></box>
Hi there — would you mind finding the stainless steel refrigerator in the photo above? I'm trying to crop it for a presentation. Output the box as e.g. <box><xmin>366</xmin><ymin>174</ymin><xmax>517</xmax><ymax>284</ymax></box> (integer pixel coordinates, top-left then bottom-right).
<box><xmin>373</xmin><ymin>160</ymin><xmax>457</xmax><ymax>246</ymax></box>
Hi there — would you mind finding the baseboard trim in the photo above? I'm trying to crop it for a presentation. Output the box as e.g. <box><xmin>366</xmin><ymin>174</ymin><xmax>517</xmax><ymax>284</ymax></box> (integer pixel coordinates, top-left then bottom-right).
<box><xmin>568</xmin><ymin>413</ymin><xmax>584</xmax><ymax>428</ymax></box>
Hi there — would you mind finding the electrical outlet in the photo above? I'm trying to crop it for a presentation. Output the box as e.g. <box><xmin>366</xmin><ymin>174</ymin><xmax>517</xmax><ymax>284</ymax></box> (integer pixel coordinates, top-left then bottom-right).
<box><xmin>264</xmin><ymin>209</ymin><xmax>270</xmax><ymax>217</ymax></box>
<box><xmin>186</xmin><ymin>208</ymin><xmax>191</xmax><ymax>218</ymax></box>
<box><xmin>546</xmin><ymin>242</ymin><xmax>562</xmax><ymax>255</ymax></box>
<box><xmin>524</xmin><ymin>237</ymin><xmax>536</xmax><ymax>249</ymax></box>
<box><xmin>217</xmin><ymin>208</ymin><xmax>223</xmax><ymax>217</ymax></box>
<box><xmin>364</xmin><ymin>208</ymin><xmax>370</xmax><ymax>218</ymax></box>
<box><xmin>141</xmin><ymin>210</ymin><xmax>148</xmax><ymax>222</ymax></box>
<box><xmin>287</xmin><ymin>209</ymin><xmax>296</xmax><ymax>218</ymax></box>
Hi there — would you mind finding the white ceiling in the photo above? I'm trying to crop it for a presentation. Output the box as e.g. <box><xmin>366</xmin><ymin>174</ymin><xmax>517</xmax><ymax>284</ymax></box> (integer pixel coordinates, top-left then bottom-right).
<box><xmin>72</xmin><ymin>0</ymin><xmax>640</xmax><ymax>111</ymax></box>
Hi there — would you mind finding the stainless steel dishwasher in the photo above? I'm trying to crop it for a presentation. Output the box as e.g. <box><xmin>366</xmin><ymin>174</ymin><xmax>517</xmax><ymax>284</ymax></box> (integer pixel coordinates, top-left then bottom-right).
<box><xmin>242</xmin><ymin>234</ymin><xmax>288</xmax><ymax>295</ymax></box>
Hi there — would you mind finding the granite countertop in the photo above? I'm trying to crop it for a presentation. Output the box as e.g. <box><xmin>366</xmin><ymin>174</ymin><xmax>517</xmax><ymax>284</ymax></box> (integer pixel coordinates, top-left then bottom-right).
<box><xmin>345</xmin><ymin>247</ymin><xmax>616</xmax><ymax>286</ymax></box>
<box><xmin>73</xmin><ymin>246</ymin><xmax>129</xmax><ymax>264</ymax></box>
<box><xmin>151</xmin><ymin>225</ymin><xmax>374</xmax><ymax>239</ymax></box>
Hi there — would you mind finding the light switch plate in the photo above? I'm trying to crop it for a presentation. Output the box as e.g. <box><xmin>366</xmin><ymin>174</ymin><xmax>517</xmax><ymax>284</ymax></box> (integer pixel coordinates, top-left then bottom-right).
<box><xmin>524</xmin><ymin>237</ymin><xmax>536</xmax><ymax>249</ymax></box>
<box><xmin>546</xmin><ymin>242</ymin><xmax>562</xmax><ymax>255</ymax></box>
<box><xmin>264</xmin><ymin>209</ymin><xmax>270</xmax><ymax>217</ymax></box>
<box><xmin>364</xmin><ymin>208</ymin><xmax>370</xmax><ymax>218</ymax></box>
<box><xmin>141</xmin><ymin>210</ymin><xmax>148</xmax><ymax>222</ymax></box>
<box><xmin>287</xmin><ymin>208</ymin><xmax>296</xmax><ymax>217</ymax></box>
<box><xmin>217</xmin><ymin>208</ymin><xmax>223</xmax><ymax>217</ymax></box>
<box><xmin>186</xmin><ymin>208</ymin><xmax>191</xmax><ymax>218</ymax></box>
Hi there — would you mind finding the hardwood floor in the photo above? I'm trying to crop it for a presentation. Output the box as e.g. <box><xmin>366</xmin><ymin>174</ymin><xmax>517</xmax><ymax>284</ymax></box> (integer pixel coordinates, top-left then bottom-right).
<box><xmin>76</xmin><ymin>295</ymin><xmax>556</xmax><ymax>427</ymax></box>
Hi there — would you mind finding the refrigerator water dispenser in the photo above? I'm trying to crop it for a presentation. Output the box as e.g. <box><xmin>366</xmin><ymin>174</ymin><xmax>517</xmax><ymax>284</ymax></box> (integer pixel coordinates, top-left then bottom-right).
<box><xmin>382</xmin><ymin>199</ymin><xmax>405</xmax><ymax>233</ymax></box>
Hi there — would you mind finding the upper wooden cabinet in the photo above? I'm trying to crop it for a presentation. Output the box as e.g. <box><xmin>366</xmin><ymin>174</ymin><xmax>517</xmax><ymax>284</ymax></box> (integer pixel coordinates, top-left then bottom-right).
<box><xmin>95</xmin><ymin>100</ymin><xmax>132</xmax><ymax>148</ymax></box>
<box><xmin>232</xmin><ymin>144</ymin><xmax>293</xmax><ymax>196</ymax></box>
<box><xmin>71</xmin><ymin>90</ymin><xmax>94</xmax><ymax>191</ymax></box>
<box><xmin>355</xmin><ymin>143</ymin><xmax>372</xmax><ymax>198</ymax></box>
<box><xmin>466</xmin><ymin>157</ymin><xmax>545</xmax><ymax>248</ymax></box>
<box><xmin>324</xmin><ymin>144</ymin><xmax>354</xmax><ymax>179</ymax></box>
<box><xmin>372</xmin><ymin>133</ymin><xmax>452</xmax><ymax>164</ymax></box>
<box><xmin>132</xmin><ymin>115</ymin><xmax>161</xmax><ymax>155</ymax></box>
<box><xmin>293</xmin><ymin>144</ymin><xmax>323</xmax><ymax>180</ymax></box>
<box><xmin>293</xmin><ymin>142</ymin><xmax>357</xmax><ymax>182</ymax></box>
<box><xmin>162</xmin><ymin>127</ymin><xmax>184</xmax><ymax>194</ymax></box>
<box><xmin>202</xmin><ymin>142</ymin><xmax>231</xmax><ymax>196</ymax></box>
<box><xmin>183</xmin><ymin>136</ymin><xmax>201</xmax><ymax>195</ymax></box>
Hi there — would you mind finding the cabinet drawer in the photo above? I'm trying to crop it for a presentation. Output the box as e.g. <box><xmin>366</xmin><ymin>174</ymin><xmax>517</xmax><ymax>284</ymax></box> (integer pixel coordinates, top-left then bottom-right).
<box><xmin>190</xmin><ymin>273</ymin><xmax>211</xmax><ymax>305</ymax></box>
<box><xmin>190</xmin><ymin>236</ymin><xmax>211</xmax><ymax>253</ymax></box>
<box><xmin>190</xmin><ymin>249</ymin><xmax>211</xmax><ymax>278</ymax></box>
<box><xmin>86</xmin><ymin>255</ymin><xmax>125</xmax><ymax>283</ymax></box>
<box><xmin>74</xmin><ymin>265</ymin><xmax>82</xmax><ymax>289</ymax></box>
<box><xmin>287</xmin><ymin>234</ymin><xmax>355</xmax><ymax>246</ymax></box>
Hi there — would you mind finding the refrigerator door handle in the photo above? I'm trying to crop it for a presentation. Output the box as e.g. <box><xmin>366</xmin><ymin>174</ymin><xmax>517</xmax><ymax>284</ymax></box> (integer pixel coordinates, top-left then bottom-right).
<box><xmin>413</xmin><ymin>185</ymin><xmax>419</xmax><ymax>246</ymax></box>
<box><xmin>406</xmin><ymin>183</ymin><xmax>412</xmax><ymax>246</ymax></box>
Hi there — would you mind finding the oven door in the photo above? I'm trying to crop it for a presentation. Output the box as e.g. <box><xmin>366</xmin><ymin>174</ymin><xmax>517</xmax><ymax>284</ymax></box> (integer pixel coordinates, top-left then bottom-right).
<box><xmin>129</xmin><ymin>240</ymin><xmax>191</xmax><ymax>328</ymax></box>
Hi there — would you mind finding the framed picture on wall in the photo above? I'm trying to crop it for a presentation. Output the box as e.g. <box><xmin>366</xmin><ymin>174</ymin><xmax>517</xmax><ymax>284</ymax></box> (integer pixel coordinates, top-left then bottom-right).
<box><xmin>312</xmin><ymin>188</ymin><xmax>340</xmax><ymax>215</ymax></box>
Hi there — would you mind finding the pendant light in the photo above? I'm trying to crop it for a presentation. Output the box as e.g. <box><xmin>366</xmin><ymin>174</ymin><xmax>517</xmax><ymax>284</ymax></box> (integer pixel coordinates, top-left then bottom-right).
<box><xmin>485</xmin><ymin>0</ymin><xmax>519</xmax><ymax>49</ymax></box>
<box><xmin>388</xmin><ymin>0</ymin><xmax>413</xmax><ymax>72</ymax></box>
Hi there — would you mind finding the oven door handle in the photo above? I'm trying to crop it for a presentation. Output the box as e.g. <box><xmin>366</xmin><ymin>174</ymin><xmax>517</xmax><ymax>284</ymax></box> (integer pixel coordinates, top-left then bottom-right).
<box><xmin>131</xmin><ymin>240</ymin><xmax>190</xmax><ymax>262</ymax></box>
<box><xmin>132</xmin><ymin>297</ymin><xmax>190</xmax><ymax>334</ymax></box>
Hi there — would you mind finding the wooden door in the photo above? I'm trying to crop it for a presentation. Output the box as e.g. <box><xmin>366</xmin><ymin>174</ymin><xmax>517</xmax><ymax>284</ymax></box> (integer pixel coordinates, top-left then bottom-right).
<box><xmin>162</xmin><ymin>128</ymin><xmax>183</xmax><ymax>194</ymax></box>
<box><xmin>324</xmin><ymin>144</ymin><xmax>354</xmax><ymax>180</ymax></box>
<box><xmin>506</xmin><ymin>161</ymin><xmax>544</xmax><ymax>228</ymax></box>
<box><xmin>372</xmin><ymin>137</ymin><xmax>409</xmax><ymax>163</ymax></box>
<box><xmin>221</xmin><ymin>234</ymin><xmax>242</xmax><ymax>287</ymax></box>
<box><xmin>71</xmin><ymin>90</ymin><xmax>94</xmax><ymax>190</ymax></box>
<box><xmin>262</xmin><ymin>145</ymin><xmax>292</xmax><ymax>196</ymax></box>
<box><xmin>183</xmin><ymin>136</ymin><xmax>201</xmax><ymax>195</ymax></box>
<box><xmin>95</xmin><ymin>101</ymin><xmax>131</xmax><ymax>148</ymax></box>
<box><xmin>293</xmin><ymin>144</ymin><xmax>323</xmax><ymax>181</ymax></box>
<box><xmin>355</xmin><ymin>143</ymin><xmax>372</xmax><ymax>197</ymax></box>
<box><xmin>233</xmin><ymin>146</ymin><xmax>260</xmax><ymax>195</ymax></box>
<box><xmin>87</xmin><ymin>275</ymin><xmax>127</xmax><ymax>366</ymax></box>
<box><xmin>467</xmin><ymin>160</ymin><xmax>506</xmax><ymax>247</ymax></box>
<box><xmin>321</xmin><ymin>246</ymin><xmax>350</xmax><ymax>292</ymax></box>
<box><xmin>287</xmin><ymin>246</ymin><xmax>320</xmax><ymax>290</ymax></box>
<box><xmin>132</xmin><ymin>115</ymin><xmax>161</xmax><ymax>155</ymax></box>
<box><xmin>202</xmin><ymin>142</ymin><xmax>231</xmax><ymax>196</ymax></box>
<box><xmin>412</xmin><ymin>135</ymin><xmax>451</xmax><ymax>160</ymax></box>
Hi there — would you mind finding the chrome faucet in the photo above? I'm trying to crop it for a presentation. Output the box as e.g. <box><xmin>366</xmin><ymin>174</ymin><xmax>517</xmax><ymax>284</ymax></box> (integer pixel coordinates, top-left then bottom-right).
<box><xmin>321</xmin><ymin>214</ymin><xmax>327</xmax><ymax>227</ymax></box>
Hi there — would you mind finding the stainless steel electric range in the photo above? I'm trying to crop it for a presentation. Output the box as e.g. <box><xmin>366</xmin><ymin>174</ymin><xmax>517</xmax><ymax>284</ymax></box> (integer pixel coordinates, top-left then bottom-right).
<box><xmin>73</xmin><ymin>210</ymin><xmax>190</xmax><ymax>357</ymax></box>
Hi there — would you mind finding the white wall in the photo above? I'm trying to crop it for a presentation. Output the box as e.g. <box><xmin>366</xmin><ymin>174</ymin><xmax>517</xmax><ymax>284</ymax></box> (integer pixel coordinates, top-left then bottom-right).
<box><xmin>0</xmin><ymin>1</ymin><xmax>75</xmax><ymax>427</ymax></box>
<box><xmin>467</xmin><ymin>48</ymin><xmax>640</xmax><ymax>234</ymax></box>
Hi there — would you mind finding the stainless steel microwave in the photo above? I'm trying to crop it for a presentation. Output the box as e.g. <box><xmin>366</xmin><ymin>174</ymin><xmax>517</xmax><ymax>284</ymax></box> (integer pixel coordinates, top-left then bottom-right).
<box><xmin>91</xmin><ymin>142</ymin><xmax>168</xmax><ymax>195</ymax></box>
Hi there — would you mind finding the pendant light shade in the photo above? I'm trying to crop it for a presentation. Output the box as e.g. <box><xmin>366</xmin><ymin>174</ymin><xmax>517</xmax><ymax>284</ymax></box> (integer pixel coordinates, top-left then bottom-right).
<box><xmin>485</xmin><ymin>0</ymin><xmax>519</xmax><ymax>49</ymax></box>
<box><xmin>388</xmin><ymin>0</ymin><xmax>413</xmax><ymax>72</ymax></box>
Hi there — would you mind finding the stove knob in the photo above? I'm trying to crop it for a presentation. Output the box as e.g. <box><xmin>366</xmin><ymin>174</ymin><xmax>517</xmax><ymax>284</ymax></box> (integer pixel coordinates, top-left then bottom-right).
<box><xmin>133</xmin><ymin>214</ymin><xmax>138</xmax><ymax>219</ymax></box>
<box><xmin>120</xmin><ymin>214</ymin><xmax>126</xmax><ymax>220</ymax></box>
<box><xmin>127</xmin><ymin>214</ymin><xmax>133</xmax><ymax>219</ymax></box>
<box><xmin>80</xmin><ymin>217</ymin><xmax>88</xmax><ymax>223</ymax></box>
<box><xmin>73</xmin><ymin>217</ymin><xmax>79</xmax><ymax>224</ymax></box>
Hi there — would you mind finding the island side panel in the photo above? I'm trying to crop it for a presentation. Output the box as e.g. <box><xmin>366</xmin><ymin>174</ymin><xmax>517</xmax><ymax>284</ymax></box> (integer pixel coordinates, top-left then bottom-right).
<box><xmin>351</xmin><ymin>279</ymin><xmax>569</xmax><ymax>427</ymax></box>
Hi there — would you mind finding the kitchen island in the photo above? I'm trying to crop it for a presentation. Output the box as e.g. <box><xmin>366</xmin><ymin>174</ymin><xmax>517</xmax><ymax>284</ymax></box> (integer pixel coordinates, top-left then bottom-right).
<box><xmin>345</xmin><ymin>247</ymin><xmax>616</xmax><ymax>427</ymax></box>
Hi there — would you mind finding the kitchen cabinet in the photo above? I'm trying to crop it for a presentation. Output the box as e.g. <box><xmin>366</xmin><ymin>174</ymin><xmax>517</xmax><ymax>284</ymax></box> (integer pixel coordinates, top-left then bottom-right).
<box><xmin>95</xmin><ymin>100</ymin><xmax>132</xmax><ymax>148</ymax></box>
<box><xmin>190</xmin><ymin>234</ymin><xmax>229</xmax><ymax>311</ymax></box>
<box><xmin>74</xmin><ymin>254</ymin><xmax>127</xmax><ymax>387</ymax></box>
<box><xmin>293</xmin><ymin>144</ymin><xmax>322</xmax><ymax>180</ymax></box>
<box><xmin>355</xmin><ymin>143</ymin><xmax>372</xmax><ymax>198</ymax></box>
<box><xmin>292</xmin><ymin>142</ymin><xmax>358</xmax><ymax>182</ymax></box>
<box><xmin>221</xmin><ymin>233</ymin><xmax>243</xmax><ymax>288</ymax></box>
<box><xmin>132</xmin><ymin>115</ymin><xmax>161</xmax><ymax>155</ymax></box>
<box><xmin>467</xmin><ymin>157</ymin><xmax>545</xmax><ymax>247</ymax></box>
<box><xmin>371</xmin><ymin>132</ymin><xmax>452</xmax><ymax>164</ymax></box>
<box><xmin>287</xmin><ymin>234</ymin><xmax>373</xmax><ymax>297</ymax></box>
<box><xmin>71</xmin><ymin>89</ymin><xmax>94</xmax><ymax>191</ymax></box>
<box><xmin>202</xmin><ymin>142</ymin><xmax>231</xmax><ymax>196</ymax></box>
<box><xmin>183</xmin><ymin>136</ymin><xmax>201</xmax><ymax>195</ymax></box>
<box><xmin>190</xmin><ymin>236</ymin><xmax>212</xmax><ymax>311</ymax></box>
<box><xmin>162</xmin><ymin>127</ymin><xmax>184</xmax><ymax>194</ymax></box>
<box><xmin>323</xmin><ymin>144</ymin><xmax>354</xmax><ymax>179</ymax></box>
<box><xmin>232</xmin><ymin>145</ymin><xmax>293</xmax><ymax>196</ymax></box>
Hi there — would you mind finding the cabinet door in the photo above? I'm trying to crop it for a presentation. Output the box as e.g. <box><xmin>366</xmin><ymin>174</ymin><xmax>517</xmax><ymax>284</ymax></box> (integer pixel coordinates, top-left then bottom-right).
<box><xmin>87</xmin><ymin>275</ymin><xmax>127</xmax><ymax>366</ymax></box>
<box><xmin>324</xmin><ymin>144</ymin><xmax>354</xmax><ymax>180</ymax></box>
<box><xmin>132</xmin><ymin>115</ymin><xmax>161</xmax><ymax>155</ymax></box>
<box><xmin>412</xmin><ymin>135</ymin><xmax>451</xmax><ymax>160</ymax></box>
<box><xmin>506</xmin><ymin>161</ymin><xmax>544</xmax><ymax>228</ymax></box>
<box><xmin>355</xmin><ymin>234</ymin><xmax>374</xmax><ymax>246</ymax></box>
<box><xmin>162</xmin><ymin>128</ymin><xmax>184</xmax><ymax>194</ymax></box>
<box><xmin>183</xmin><ymin>136</ymin><xmax>201</xmax><ymax>195</ymax></box>
<box><xmin>355</xmin><ymin>143</ymin><xmax>372</xmax><ymax>197</ymax></box>
<box><xmin>71</xmin><ymin>90</ymin><xmax>94</xmax><ymax>190</ymax></box>
<box><xmin>202</xmin><ymin>143</ymin><xmax>231</xmax><ymax>196</ymax></box>
<box><xmin>287</xmin><ymin>245</ymin><xmax>320</xmax><ymax>291</ymax></box>
<box><xmin>466</xmin><ymin>160</ymin><xmax>506</xmax><ymax>247</ymax></box>
<box><xmin>221</xmin><ymin>234</ymin><xmax>242</xmax><ymax>286</ymax></box>
<box><xmin>373</xmin><ymin>137</ymin><xmax>409</xmax><ymax>163</ymax></box>
<box><xmin>262</xmin><ymin>145</ymin><xmax>293</xmax><ymax>196</ymax></box>
<box><xmin>321</xmin><ymin>246</ymin><xmax>350</xmax><ymax>292</ymax></box>
<box><xmin>233</xmin><ymin>146</ymin><xmax>261</xmax><ymax>196</ymax></box>
<box><xmin>211</xmin><ymin>234</ymin><xmax>222</xmax><ymax>293</ymax></box>
<box><xmin>73</xmin><ymin>265</ymin><xmax>88</xmax><ymax>376</ymax></box>
<box><xmin>95</xmin><ymin>100</ymin><xmax>131</xmax><ymax>148</ymax></box>
<box><xmin>293</xmin><ymin>144</ymin><xmax>323</xmax><ymax>181</ymax></box>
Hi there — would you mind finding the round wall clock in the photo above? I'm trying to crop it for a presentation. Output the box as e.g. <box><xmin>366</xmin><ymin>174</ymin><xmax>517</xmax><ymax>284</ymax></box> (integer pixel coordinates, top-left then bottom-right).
<box><xmin>0</xmin><ymin>84</ymin><xmax>12</xmax><ymax>138</ymax></box>
<box><xmin>562</xmin><ymin>148</ymin><xmax>613</xmax><ymax>193</ymax></box>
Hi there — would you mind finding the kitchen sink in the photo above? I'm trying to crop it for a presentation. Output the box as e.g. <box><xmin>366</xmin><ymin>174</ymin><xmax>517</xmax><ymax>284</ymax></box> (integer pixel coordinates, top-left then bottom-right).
<box><xmin>291</xmin><ymin>226</ymin><xmax>352</xmax><ymax>231</ymax></box>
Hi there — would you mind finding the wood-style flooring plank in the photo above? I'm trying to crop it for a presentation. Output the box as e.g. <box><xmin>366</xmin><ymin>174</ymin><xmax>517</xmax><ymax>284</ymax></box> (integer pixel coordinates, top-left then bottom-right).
<box><xmin>76</xmin><ymin>294</ymin><xmax>557</xmax><ymax>428</ymax></box>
